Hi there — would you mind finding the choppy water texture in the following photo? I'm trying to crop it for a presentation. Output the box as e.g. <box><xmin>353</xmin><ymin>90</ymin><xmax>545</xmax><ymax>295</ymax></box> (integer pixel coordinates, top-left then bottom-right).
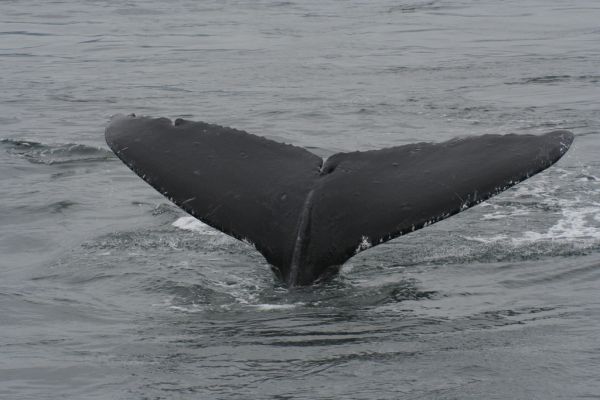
<box><xmin>1</xmin><ymin>1</ymin><xmax>599</xmax><ymax>399</ymax></box>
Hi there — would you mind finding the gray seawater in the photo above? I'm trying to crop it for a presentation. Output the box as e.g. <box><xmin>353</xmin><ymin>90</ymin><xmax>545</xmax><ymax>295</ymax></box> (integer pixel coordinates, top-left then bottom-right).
<box><xmin>1</xmin><ymin>0</ymin><xmax>599</xmax><ymax>399</ymax></box>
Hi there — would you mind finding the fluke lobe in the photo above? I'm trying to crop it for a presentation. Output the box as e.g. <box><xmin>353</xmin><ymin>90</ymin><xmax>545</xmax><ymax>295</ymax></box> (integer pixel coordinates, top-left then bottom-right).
<box><xmin>105</xmin><ymin>115</ymin><xmax>573</xmax><ymax>286</ymax></box>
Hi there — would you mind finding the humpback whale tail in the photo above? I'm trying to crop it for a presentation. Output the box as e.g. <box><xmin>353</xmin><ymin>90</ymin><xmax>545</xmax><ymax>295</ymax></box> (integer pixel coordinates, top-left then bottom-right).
<box><xmin>105</xmin><ymin>115</ymin><xmax>573</xmax><ymax>286</ymax></box>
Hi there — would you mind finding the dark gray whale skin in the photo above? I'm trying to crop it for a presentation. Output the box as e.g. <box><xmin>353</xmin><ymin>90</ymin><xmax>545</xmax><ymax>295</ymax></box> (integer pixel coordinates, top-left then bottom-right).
<box><xmin>105</xmin><ymin>115</ymin><xmax>573</xmax><ymax>286</ymax></box>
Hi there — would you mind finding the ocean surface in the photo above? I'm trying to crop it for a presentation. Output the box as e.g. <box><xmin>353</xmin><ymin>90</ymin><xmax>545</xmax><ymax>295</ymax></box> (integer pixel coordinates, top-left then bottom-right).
<box><xmin>1</xmin><ymin>1</ymin><xmax>599</xmax><ymax>399</ymax></box>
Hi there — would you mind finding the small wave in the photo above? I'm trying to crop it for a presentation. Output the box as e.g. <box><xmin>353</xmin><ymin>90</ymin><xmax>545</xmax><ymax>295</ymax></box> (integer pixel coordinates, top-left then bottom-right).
<box><xmin>1</xmin><ymin>139</ymin><xmax>114</xmax><ymax>165</ymax></box>
<box><xmin>271</xmin><ymin>1</ymin><xmax>296</xmax><ymax>7</ymax></box>
<box><xmin>522</xmin><ymin>75</ymin><xmax>571</xmax><ymax>84</ymax></box>
<box><xmin>46</xmin><ymin>200</ymin><xmax>78</xmax><ymax>214</ymax></box>
<box><xmin>167</xmin><ymin>301</ymin><xmax>303</xmax><ymax>314</ymax></box>
<box><xmin>462</xmin><ymin>234</ymin><xmax>509</xmax><ymax>244</ymax></box>
<box><xmin>254</xmin><ymin>303</ymin><xmax>302</xmax><ymax>311</ymax></box>
<box><xmin>49</xmin><ymin>94</ymin><xmax>118</xmax><ymax>104</ymax></box>
<box><xmin>506</xmin><ymin>75</ymin><xmax>600</xmax><ymax>85</ymax></box>
<box><xmin>5</xmin><ymin>199</ymin><xmax>80</xmax><ymax>215</ymax></box>
<box><xmin>153</xmin><ymin>268</ymin><xmax>285</xmax><ymax>313</ymax></box>
<box><xmin>114</xmin><ymin>7</ymin><xmax>162</xmax><ymax>16</ymax></box>
<box><xmin>481</xmin><ymin>207</ymin><xmax>530</xmax><ymax>221</ymax></box>
<box><xmin>576</xmin><ymin>174</ymin><xmax>599</xmax><ymax>182</ymax></box>
<box><xmin>387</xmin><ymin>1</ymin><xmax>440</xmax><ymax>13</ymax></box>
<box><xmin>501</xmin><ymin>259</ymin><xmax>600</xmax><ymax>288</ymax></box>
<box><xmin>83</xmin><ymin>229</ymin><xmax>236</xmax><ymax>252</ymax></box>
<box><xmin>0</xmin><ymin>116</ymin><xmax>19</xmax><ymax>125</ymax></box>
<box><xmin>0</xmin><ymin>30</ymin><xmax>53</xmax><ymax>36</ymax></box>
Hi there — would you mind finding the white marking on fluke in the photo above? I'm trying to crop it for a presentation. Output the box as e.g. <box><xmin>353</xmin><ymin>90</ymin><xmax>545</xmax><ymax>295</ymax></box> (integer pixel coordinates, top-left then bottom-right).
<box><xmin>355</xmin><ymin>235</ymin><xmax>372</xmax><ymax>254</ymax></box>
<box><xmin>288</xmin><ymin>189</ymin><xmax>316</xmax><ymax>285</ymax></box>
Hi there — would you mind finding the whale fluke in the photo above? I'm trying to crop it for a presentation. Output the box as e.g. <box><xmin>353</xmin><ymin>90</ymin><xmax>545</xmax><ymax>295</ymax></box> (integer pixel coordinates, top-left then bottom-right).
<box><xmin>105</xmin><ymin>115</ymin><xmax>573</xmax><ymax>286</ymax></box>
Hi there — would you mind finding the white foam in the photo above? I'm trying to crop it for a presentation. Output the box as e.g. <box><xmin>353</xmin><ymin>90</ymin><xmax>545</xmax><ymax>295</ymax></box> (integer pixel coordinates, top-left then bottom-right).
<box><xmin>254</xmin><ymin>303</ymin><xmax>302</xmax><ymax>311</ymax></box>
<box><xmin>168</xmin><ymin>304</ymin><xmax>205</xmax><ymax>313</ymax></box>
<box><xmin>463</xmin><ymin>187</ymin><xmax>600</xmax><ymax>246</ymax></box>
<box><xmin>172</xmin><ymin>216</ymin><xmax>220</xmax><ymax>235</ymax></box>
<box><xmin>511</xmin><ymin>178</ymin><xmax>550</xmax><ymax>199</ymax></box>
<box><xmin>463</xmin><ymin>234</ymin><xmax>509</xmax><ymax>244</ymax></box>
<box><xmin>518</xmin><ymin>206</ymin><xmax>600</xmax><ymax>243</ymax></box>
<box><xmin>467</xmin><ymin>202</ymin><xmax>600</xmax><ymax>245</ymax></box>
<box><xmin>167</xmin><ymin>302</ymin><xmax>302</xmax><ymax>312</ymax></box>
<box><xmin>578</xmin><ymin>175</ymin><xmax>599</xmax><ymax>182</ymax></box>
<box><xmin>482</xmin><ymin>208</ymin><xmax>530</xmax><ymax>221</ymax></box>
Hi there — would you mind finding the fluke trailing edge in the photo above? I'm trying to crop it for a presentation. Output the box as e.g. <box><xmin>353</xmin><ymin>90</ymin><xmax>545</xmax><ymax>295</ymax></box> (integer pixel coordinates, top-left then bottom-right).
<box><xmin>105</xmin><ymin>115</ymin><xmax>573</xmax><ymax>286</ymax></box>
